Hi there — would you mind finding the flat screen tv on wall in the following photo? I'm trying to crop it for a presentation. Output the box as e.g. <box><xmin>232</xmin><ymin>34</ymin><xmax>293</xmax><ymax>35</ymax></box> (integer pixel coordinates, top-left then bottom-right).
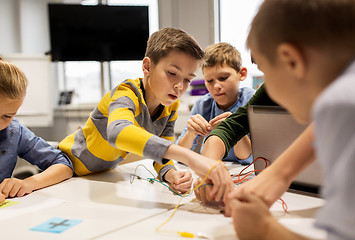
<box><xmin>48</xmin><ymin>4</ymin><xmax>149</xmax><ymax>62</ymax></box>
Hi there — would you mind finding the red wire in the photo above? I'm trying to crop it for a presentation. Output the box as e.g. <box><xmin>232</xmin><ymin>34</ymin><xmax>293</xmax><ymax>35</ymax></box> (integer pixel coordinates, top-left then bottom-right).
<box><xmin>279</xmin><ymin>198</ymin><xmax>288</xmax><ymax>212</ymax></box>
<box><xmin>233</xmin><ymin>157</ymin><xmax>288</xmax><ymax>213</ymax></box>
<box><xmin>234</xmin><ymin>157</ymin><xmax>268</xmax><ymax>183</ymax></box>
<box><xmin>196</xmin><ymin>135</ymin><xmax>205</xmax><ymax>147</ymax></box>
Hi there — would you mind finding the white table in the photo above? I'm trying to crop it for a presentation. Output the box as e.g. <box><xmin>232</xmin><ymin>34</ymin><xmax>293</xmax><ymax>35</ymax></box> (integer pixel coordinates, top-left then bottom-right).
<box><xmin>0</xmin><ymin>159</ymin><xmax>326</xmax><ymax>239</ymax></box>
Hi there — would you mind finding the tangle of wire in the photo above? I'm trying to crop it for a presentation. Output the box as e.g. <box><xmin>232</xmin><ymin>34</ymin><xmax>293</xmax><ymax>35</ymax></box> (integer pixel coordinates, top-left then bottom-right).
<box><xmin>195</xmin><ymin>137</ymin><xmax>288</xmax><ymax>212</ymax></box>
<box><xmin>130</xmin><ymin>158</ymin><xmax>288</xmax><ymax>237</ymax></box>
<box><xmin>130</xmin><ymin>164</ymin><xmax>199</xmax><ymax>197</ymax></box>
<box><xmin>128</xmin><ymin>160</ymin><xmax>222</xmax><ymax>237</ymax></box>
<box><xmin>231</xmin><ymin>157</ymin><xmax>288</xmax><ymax>212</ymax></box>
<box><xmin>155</xmin><ymin>160</ymin><xmax>223</xmax><ymax>236</ymax></box>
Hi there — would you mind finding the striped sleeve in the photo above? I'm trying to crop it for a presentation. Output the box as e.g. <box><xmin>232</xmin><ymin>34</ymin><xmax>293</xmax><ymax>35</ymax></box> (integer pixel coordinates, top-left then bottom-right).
<box><xmin>106</xmin><ymin>83</ymin><xmax>172</xmax><ymax>165</ymax></box>
<box><xmin>153</xmin><ymin>103</ymin><xmax>179</xmax><ymax>181</ymax></box>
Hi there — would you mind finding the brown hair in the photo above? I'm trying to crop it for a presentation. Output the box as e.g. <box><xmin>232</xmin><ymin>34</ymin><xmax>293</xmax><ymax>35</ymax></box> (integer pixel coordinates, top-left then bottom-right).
<box><xmin>247</xmin><ymin>0</ymin><xmax>355</xmax><ymax>63</ymax></box>
<box><xmin>202</xmin><ymin>42</ymin><xmax>242</xmax><ymax>73</ymax></box>
<box><xmin>0</xmin><ymin>58</ymin><xmax>28</xmax><ymax>99</ymax></box>
<box><xmin>145</xmin><ymin>28</ymin><xmax>204</xmax><ymax>64</ymax></box>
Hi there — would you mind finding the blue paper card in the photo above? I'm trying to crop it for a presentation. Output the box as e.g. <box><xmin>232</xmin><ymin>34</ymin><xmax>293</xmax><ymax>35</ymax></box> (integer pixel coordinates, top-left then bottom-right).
<box><xmin>30</xmin><ymin>217</ymin><xmax>82</xmax><ymax>233</ymax></box>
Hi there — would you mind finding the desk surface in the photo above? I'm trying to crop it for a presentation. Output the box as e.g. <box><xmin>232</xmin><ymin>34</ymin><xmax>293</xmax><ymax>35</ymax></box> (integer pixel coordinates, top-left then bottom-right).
<box><xmin>0</xmin><ymin>160</ymin><xmax>326</xmax><ymax>240</ymax></box>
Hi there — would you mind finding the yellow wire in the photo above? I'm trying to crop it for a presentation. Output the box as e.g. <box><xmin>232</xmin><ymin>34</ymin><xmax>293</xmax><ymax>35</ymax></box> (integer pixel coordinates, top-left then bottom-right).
<box><xmin>155</xmin><ymin>160</ymin><xmax>223</xmax><ymax>235</ymax></box>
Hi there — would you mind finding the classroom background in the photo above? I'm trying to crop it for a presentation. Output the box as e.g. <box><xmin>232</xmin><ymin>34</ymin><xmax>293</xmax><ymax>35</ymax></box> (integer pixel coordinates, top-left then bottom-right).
<box><xmin>0</xmin><ymin>0</ymin><xmax>264</xmax><ymax>178</ymax></box>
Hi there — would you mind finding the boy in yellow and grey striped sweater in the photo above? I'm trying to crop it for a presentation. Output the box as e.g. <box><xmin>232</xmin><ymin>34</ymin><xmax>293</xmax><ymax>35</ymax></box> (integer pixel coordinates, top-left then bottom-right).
<box><xmin>60</xmin><ymin>28</ymin><xmax>234</xmax><ymax>197</ymax></box>
<box><xmin>60</xmin><ymin>77</ymin><xmax>184</xmax><ymax>187</ymax></box>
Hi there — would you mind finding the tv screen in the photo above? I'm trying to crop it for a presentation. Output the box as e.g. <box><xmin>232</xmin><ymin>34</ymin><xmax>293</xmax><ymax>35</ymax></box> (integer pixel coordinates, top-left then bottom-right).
<box><xmin>48</xmin><ymin>4</ymin><xmax>149</xmax><ymax>62</ymax></box>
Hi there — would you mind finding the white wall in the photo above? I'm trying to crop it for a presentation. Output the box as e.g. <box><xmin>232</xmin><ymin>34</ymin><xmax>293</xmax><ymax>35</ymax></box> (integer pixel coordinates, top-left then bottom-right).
<box><xmin>4</xmin><ymin>54</ymin><xmax>53</xmax><ymax>127</ymax></box>
<box><xmin>0</xmin><ymin>0</ymin><xmax>61</xmax><ymax>127</ymax></box>
<box><xmin>0</xmin><ymin>0</ymin><xmax>57</xmax><ymax>55</ymax></box>
<box><xmin>159</xmin><ymin>0</ymin><xmax>215</xmax><ymax>50</ymax></box>
<box><xmin>0</xmin><ymin>0</ymin><xmax>21</xmax><ymax>53</ymax></box>
<box><xmin>19</xmin><ymin>0</ymin><xmax>52</xmax><ymax>54</ymax></box>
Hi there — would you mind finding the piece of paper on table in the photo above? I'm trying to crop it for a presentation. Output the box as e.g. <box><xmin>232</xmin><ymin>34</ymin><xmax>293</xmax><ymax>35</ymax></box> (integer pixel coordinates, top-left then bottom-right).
<box><xmin>0</xmin><ymin>200</ymin><xmax>20</xmax><ymax>209</ymax></box>
<box><xmin>30</xmin><ymin>217</ymin><xmax>82</xmax><ymax>233</ymax></box>
<box><xmin>0</xmin><ymin>193</ymin><xmax>64</xmax><ymax>220</ymax></box>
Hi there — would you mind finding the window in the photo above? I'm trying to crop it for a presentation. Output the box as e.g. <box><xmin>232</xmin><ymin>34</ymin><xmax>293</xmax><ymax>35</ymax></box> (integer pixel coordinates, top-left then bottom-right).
<box><xmin>58</xmin><ymin>0</ymin><xmax>158</xmax><ymax>105</ymax></box>
<box><xmin>219</xmin><ymin>0</ymin><xmax>264</xmax><ymax>89</ymax></box>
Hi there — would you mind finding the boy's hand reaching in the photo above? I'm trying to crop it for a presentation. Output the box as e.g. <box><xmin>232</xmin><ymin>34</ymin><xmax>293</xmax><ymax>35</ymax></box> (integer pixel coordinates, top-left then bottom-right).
<box><xmin>164</xmin><ymin>169</ymin><xmax>193</xmax><ymax>194</ymax></box>
<box><xmin>186</xmin><ymin>112</ymin><xmax>232</xmax><ymax>137</ymax></box>
<box><xmin>164</xmin><ymin>145</ymin><xmax>234</xmax><ymax>202</ymax></box>
<box><xmin>187</xmin><ymin>114</ymin><xmax>211</xmax><ymax>137</ymax></box>
<box><xmin>209</xmin><ymin>112</ymin><xmax>232</xmax><ymax>130</ymax></box>
<box><xmin>227</xmin><ymin>191</ymin><xmax>275</xmax><ymax>240</ymax></box>
<box><xmin>224</xmin><ymin>166</ymin><xmax>291</xmax><ymax>217</ymax></box>
<box><xmin>0</xmin><ymin>178</ymin><xmax>34</xmax><ymax>198</ymax></box>
<box><xmin>194</xmin><ymin>177</ymin><xmax>214</xmax><ymax>202</ymax></box>
<box><xmin>189</xmin><ymin>157</ymin><xmax>234</xmax><ymax>203</ymax></box>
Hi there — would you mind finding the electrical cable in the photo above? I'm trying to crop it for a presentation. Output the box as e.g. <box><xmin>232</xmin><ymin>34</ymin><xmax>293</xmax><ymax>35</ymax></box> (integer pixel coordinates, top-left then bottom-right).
<box><xmin>130</xmin><ymin>158</ymin><xmax>288</xmax><ymax>238</ymax></box>
<box><xmin>155</xmin><ymin>160</ymin><xmax>223</xmax><ymax>237</ymax></box>
<box><xmin>231</xmin><ymin>157</ymin><xmax>288</xmax><ymax>213</ymax></box>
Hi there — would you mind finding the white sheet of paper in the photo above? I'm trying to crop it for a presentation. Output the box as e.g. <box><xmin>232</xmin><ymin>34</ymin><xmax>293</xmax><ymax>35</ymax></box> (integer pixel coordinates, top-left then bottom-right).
<box><xmin>0</xmin><ymin>193</ymin><xmax>64</xmax><ymax>220</ymax></box>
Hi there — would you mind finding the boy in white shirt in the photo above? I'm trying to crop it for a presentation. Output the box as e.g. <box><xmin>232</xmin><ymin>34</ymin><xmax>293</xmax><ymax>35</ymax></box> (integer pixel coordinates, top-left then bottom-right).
<box><xmin>225</xmin><ymin>0</ymin><xmax>355</xmax><ymax>239</ymax></box>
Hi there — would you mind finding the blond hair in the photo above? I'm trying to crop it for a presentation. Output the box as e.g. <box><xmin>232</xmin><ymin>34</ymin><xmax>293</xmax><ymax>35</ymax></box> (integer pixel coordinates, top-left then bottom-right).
<box><xmin>145</xmin><ymin>28</ymin><xmax>204</xmax><ymax>64</ymax></box>
<box><xmin>0</xmin><ymin>58</ymin><xmax>28</xmax><ymax>99</ymax></box>
<box><xmin>202</xmin><ymin>42</ymin><xmax>242</xmax><ymax>72</ymax></box>
<box><xmin>247</xmin><ymin>0</ymin><xmax>355</xmax><ymax>63</ymax></box>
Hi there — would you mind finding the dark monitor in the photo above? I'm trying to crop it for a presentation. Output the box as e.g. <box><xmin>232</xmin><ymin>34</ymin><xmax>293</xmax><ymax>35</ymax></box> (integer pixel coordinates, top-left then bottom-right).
<box><xmin>48</xmin><ymin>4</ymin><xmax>149</xmax><ymax>62</ymax></box>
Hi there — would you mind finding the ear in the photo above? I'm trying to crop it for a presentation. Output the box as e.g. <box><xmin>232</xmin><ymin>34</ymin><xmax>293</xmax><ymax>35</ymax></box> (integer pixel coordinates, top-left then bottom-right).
<box><xmin>277</xmin><ymin>43</ymin><xmax>306</xmax><ymax>79</ymax></box>
<box><xmin>142</xmin><ymin>57</ymin><xmax>151</xmax><ymax>76</ymax></box>
<box><xmin>239</xmin><ymin>67</ymin><xmax>248</xmax><ymax>81</ymax></box>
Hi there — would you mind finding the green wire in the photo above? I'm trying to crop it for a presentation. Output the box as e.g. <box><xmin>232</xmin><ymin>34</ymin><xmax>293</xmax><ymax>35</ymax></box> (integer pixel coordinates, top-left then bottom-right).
<box><xmin>147</xmin><ymin>178</ymin><xmax>192</xmax><ymax>197</ymax></box>
<box><xmin>130</xmin><ymin>164</ymin><xmax>214</xmax><ymax>197</ymax></box>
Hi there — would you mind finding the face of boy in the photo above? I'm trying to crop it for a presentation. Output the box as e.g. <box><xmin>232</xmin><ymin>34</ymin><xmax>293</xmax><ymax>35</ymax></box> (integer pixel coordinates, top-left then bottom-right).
<box><xmin>143</xmin><ymin>51</ymin><xmax>199</xmax><ymax>109</ymax></box>
<box><xmin>203</xmin><ymin>65</ymin><xmax>246</xmax><ymax>110</ymax></box>
<box><xmin>0</xmin><ymin>95</ymin><xmax>23</xmax><ymax>131</ymax></box>
<box><xmin>250</xmin><ymin>45</ymin><xmax>313</xmax><ymax>124</ymax></box>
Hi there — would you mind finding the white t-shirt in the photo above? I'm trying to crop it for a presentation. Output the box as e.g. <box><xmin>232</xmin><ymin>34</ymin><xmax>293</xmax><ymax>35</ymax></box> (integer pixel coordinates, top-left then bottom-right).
<box><xmin>313</xmin><ymin>59</ymin><xmax>355</xmax><ymax>240</ymax></box>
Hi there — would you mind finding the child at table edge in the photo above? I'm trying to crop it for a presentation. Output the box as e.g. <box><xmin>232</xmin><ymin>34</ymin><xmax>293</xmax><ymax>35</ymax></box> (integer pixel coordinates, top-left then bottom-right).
<box><xmin>176</xmin><ymin>42</ymin><xmax>255</xmax><ymax>164</ymax></box>
<box><xmin>0</xmin><ymin>58</ymin><xmax>74</xmax><ymax>203</ymax></box>
<box><xmin>59</xmin><ymin>28</ymin><xmax>233</xmax><ymax>198</ymax></box>
<box><xmin>225</xmin><ymin>0</ymin><xmax>355</xmax><ymax>239</ymax></box>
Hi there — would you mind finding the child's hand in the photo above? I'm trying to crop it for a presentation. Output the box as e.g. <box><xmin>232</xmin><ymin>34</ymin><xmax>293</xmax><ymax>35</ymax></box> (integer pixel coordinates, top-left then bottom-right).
<box><xmin>193</xmin><ymin>177</ymin><xmax>213</xmax><ymax>202</ymax></box>
<box><xmin>164</xmin><ymin>169</ymin><xmax>193</xmax><ymax>194</ymax></box>
<box><xmin>0</xmin><ymin>193</ymin><xmax>5</xmax><ymax>203</ymax></box>
<box><xmin>187</xmin><ymin>114</ymin><xmax>211</xmax><ymax>136</ymax></box>
<box><xmin>193</xmin><ymin>177</ymin><xmax>221</xmax><ymax>203</ymax></box>
<box><xmin>0</xmin><ymin>178</ymin><xmax>34</xmax><ymax>198</ymax></box>
<box><xmin>209</xmin><ymin>112</ymin><xmax>232</xmax><ymax>130</ymax></box>
<box><xmin>224</xmin><ymin>167</ymin><xmax>290</xmax><ymax>217</ymax></box>
<box><xmin>226</xmin><ymin>191</ymin><xmax>275</xmax><ymax>240</ymax></box>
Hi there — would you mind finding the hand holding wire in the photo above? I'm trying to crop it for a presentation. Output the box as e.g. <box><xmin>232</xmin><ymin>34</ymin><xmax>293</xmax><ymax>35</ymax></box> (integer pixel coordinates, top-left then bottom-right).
<box><xmin>187</xmin><ymin>114</ymin><xmax>211</xmax><ymax>136</ymax></box>
<box><xmin>164</xmin><ymin>169</ymin><xmax>193</xmax><ymax>194</ymax></box>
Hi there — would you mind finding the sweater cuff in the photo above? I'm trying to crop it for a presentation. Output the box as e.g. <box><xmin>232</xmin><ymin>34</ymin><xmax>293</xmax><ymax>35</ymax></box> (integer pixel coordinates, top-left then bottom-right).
<box><xmin>159</xmin><ymin>164</ymin><xmax>176</xmax><ymax>182</ymax></box>
<box><xmin>143</xmin><ymin>135</ymin><xmax>173</xmax><ymax>164</ymax></box>
<box><xmin>153</xmin><ymin>159</ymin><xmax>176</xmax><ymax>182</ymax></box>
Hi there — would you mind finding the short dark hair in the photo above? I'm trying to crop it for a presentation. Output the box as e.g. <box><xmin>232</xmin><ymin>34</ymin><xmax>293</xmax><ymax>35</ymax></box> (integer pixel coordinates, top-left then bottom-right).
<box><xmin>145</xmin><ymin>28</ymin><xmax>204</xmax><ymax>64</ymax></box>
<box><xmin>247</xmin><ymin>0</ymin><xmax>355</xmax><ymax>63</ymax></box>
